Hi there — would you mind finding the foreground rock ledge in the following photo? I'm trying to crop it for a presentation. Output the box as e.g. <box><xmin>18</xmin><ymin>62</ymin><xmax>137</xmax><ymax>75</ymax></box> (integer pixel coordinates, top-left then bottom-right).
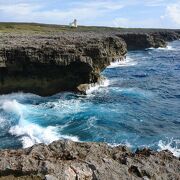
<box><xmin>0</xmin><ymin>140</ymin><xmax>179</xmax><ymax>180</ymax></box>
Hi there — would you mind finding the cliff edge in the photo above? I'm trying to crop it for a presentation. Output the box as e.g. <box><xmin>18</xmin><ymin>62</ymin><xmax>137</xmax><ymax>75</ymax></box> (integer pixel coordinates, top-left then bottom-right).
<box><xmin>0</xmin><ymin>33</ymin><xmax>126</xmax><ymax>96</ymax></box>
<box><xmin>0</xmin><ymin>24</ymin><xmax>179</xmax><ymax>95</ymax></box>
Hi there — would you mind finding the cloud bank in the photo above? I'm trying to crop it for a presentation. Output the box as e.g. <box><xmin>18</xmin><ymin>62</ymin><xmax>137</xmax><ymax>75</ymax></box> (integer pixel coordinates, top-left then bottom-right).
<box><xmin>0</xmin><ymin>0</ymin><xmax>179</xmax><ymax>28</ymax></box>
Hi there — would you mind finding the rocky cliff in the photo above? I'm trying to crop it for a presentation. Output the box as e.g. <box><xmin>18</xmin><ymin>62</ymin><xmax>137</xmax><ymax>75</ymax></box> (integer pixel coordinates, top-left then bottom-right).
<box><xmin>0</xmin><ymin>26</ymin><xmax>180</xmax><ymax>180</ymax></box>
<box><xmin>117</xmin><ymin>30</ymin><xmax>180</xmax><ymax>50</ymax></box>
<box><xmin>0</xmin><ymin>33</ymin><xmax>126</xmax><ymax>95</ymax></box>
<box><xmin>0</xmin><ymin>28</ymin><xmax>179</xmax><ymax>95</ymax></box>
<box><xmin>0</xmin><ymin>140</ymin><xmax>179</xmax><ymax>180</ymax></box>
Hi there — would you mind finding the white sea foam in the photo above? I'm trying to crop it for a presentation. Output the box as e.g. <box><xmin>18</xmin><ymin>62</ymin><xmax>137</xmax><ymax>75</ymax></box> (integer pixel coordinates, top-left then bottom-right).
<box><xmin>111</xmin><ymin>87</ymin><xmax>153</xmax><ymax>98</ymax></box>
<box><xmin>0</xmin><ymin>117</ymin><xmax>7</xmax><ymax>128</ymax></box>
<box><xmin>158</xmin><ymin>45</ymin><xmax>175</xmax><ymax>50</ymax></box>
<box><xmin>107</xmin><ymin>57</ymin><xmax>137</xmax><ymax>68</ymax></box>
<box><xmin>1</xmin><ymin>99</ymin><xmax>79</xmax><ymax>148</ymax></box>
<box><xmin>108</xmin><ymin>141</ymin><xmax>132</xmax><ymax>148</ymax></box>
<box><xmin>45</xmin><ymin>98</ymin><xmax>84</xmax><ymax>115</ymax></box>
<box><xmin>84</xmin><ymin>116</ymin><xmax>97</xmax><ymax>130</ymax></box>
<box><xmin>147</xmin><ymin>45</ymin><xmax>175</xmax><ymax>51</ymax></box>
<box><xmin>158</xmin><ymin>138</ymin><xmax>180</xmax><ymax>157</ymax></box>
<box><xmin>1</xmin><ymin>99</ymin><xmax>24</xmax><ymax>116</ymax></box>
<box><xmin>86</xmin><ymin>78</ymin><xmax>110</xmax><ymax>94</ymax></box>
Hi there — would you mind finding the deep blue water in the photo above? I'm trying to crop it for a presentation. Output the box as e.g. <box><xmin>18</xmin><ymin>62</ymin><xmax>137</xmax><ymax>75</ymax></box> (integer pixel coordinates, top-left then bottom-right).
<box><xmin>0</xmin><ymin>41</ymin><xmax>180</xmax><ymax>156</ymax></box>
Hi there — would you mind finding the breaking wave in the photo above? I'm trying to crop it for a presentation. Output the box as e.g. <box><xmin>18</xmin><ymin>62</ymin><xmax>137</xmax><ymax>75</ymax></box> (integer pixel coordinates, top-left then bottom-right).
<box><xmin>158</xmin><ymin>138</ymin><xmax>180</xmax><ymax>157</ymax></box>
<box><xmin>147</xmin><ymin>45</ymin><xmax>175</xmax><ymax>51</ymax></box>
<box><xmin>1</xmin><ymin>99</ymin><xmax>79</xmax><ymax>148</ymax></box>
<box><xmin>86</xmin><ymin>78</ymin><xmax>110</xmax><ymax>94</ymax></box>
<box><xmin>107</xmin><ymin>57</ymin><xmax>137</xmax><ymax>68</ymax></box>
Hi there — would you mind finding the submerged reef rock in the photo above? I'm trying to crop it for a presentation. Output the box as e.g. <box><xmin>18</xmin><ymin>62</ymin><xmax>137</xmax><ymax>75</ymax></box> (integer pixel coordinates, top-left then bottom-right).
<box><xmin>0</xmin><ymin>140</ymin><xmax>179</xmax><ymax>180</ymax></box>
<box><xmin>0</xmin><ymin>28</ymin><xmax>179</xmax><ymax>95</ymax></box>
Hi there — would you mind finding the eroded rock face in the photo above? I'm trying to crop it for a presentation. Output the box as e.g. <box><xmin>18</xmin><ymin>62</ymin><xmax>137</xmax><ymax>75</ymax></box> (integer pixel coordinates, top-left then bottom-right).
<box><xmin>0</xmin><ymin>34</ymin><xmax>126</xmax><ymax>96</ymax></box>
<box><xmin>0</xmin><ymin>140</ymin><xmax>179</xmax><ymax>180</ymax></box>
<box><xmin>117</xmin><ymin>31</ymin><xmax>180</xmax><ymax>50</ymax></box>
<box><xmin>0</xmin><ymin>30</ymin><xmax>179</xmax><ymax>96</ymax></box>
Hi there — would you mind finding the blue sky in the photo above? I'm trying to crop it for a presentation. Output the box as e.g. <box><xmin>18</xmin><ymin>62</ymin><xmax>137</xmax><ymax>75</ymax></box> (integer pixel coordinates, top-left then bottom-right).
<box><xmin>0</xmin><ymin>0</ymin><xmax>180</xmax><ymax>28</ymax></box>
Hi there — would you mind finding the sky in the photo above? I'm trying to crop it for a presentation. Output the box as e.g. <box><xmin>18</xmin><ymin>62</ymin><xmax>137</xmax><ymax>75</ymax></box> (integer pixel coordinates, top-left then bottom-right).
<box><xmin>0</xmin><ymin>0</ymin><xmax>180</xmax><ymax>29</ymax></box>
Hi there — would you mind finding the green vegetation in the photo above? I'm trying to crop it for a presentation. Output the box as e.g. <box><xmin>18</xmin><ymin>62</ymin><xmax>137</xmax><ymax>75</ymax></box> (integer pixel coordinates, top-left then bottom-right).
<box><xmin>0</xmin><ymin>22</ymin><xmax>122</xmax><ymax>33</ymax></box>
<box><xmin>0</xmin><ymin>22</ymin><xmax>177</xmax><ymax>34</ymax></box>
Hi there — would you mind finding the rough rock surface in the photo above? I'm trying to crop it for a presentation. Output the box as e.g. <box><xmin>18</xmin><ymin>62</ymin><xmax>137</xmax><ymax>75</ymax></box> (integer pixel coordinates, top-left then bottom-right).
<box><xmin>117</xmin><ymin>31</ymin><xmax>180</xmax><ymax>50</ymax></box>
<box><xmin>0</xmin><ymin>29</ymin><xmax>179</xmax><ymax>95</ymax></box>
<box><xmin>0</xmin><ymin>33</ymin><xmax>126</xmax><ymax>96</ymax></box>
<box><xmin>0</xmin><ymin>140</ymin><xmax>179</xmax><ymax>180</ymax></box>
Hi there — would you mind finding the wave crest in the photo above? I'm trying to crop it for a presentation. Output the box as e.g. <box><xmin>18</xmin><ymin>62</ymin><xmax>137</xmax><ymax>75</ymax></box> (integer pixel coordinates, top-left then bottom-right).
<box><xmin>1</xmin><ymin>99</ymin><xmax>79</xmax><ymax>148</ymax></box>
<box><xmin>158</xmin><ymin>138</ymin><xmax>180</xmax><ymax>157</ymax></box>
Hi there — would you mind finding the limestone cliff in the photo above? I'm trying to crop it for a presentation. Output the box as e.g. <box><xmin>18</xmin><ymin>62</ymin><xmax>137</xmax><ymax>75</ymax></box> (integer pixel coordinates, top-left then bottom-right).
<box><xmin>0</xmin><ymin>28</ymin><xmax>179</xmax><ymax>95</ymax></box>
<box><xmin>117</xmin><ymin>30</ymin><xmax>180</xmax><ymax>50</ymax></box>
<box><xmin>0</xmin><ymin>34</ymin><xmax>126</xmax><ymax>96</ymax></box>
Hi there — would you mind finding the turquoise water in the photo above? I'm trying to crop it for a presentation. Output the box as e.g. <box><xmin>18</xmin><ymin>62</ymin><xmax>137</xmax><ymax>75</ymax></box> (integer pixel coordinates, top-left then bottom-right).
<box><xmin>0</xmin><ymin>41</ymin><xmax>180</xmax><ymax>157</ymax></box>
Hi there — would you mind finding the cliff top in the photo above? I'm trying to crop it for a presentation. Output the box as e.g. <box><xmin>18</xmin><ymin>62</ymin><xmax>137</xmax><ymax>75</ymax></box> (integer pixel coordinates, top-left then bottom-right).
<box><xmin>0</xmin><ymin>22</ymin><xmax>179</xmax><ymax>35</ymax></box>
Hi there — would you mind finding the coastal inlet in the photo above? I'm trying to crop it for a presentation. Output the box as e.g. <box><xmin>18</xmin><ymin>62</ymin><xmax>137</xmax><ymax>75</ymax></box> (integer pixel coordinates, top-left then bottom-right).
<box><xmin>0</xmin><ymin>40</ymin><xmax>179</xmax><ymax>157</ymax></box>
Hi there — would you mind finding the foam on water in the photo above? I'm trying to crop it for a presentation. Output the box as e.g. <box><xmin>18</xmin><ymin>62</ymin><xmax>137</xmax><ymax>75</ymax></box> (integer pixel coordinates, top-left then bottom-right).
<box><xmin>0</xmin><ymin>117</ymin><xmax>7</xmax><ymax>128</ymax></box>
<box><xmin>147</xmin><ymin>45</ymin><xmax>175</xmax><ymax>51</ymax></box>
<box><xmin>158</xmin><ymin>138</ymin><xmax>180</xmax><ymax>157</ymax></box>
<box><xmin>107</xmin><ymin>57</ymin><xmax>137</xmax><ymax>68</ymax></box>
<box><xmin>44</xmin><ymin>98</ymin><xmax>84</xmax><ymax>115</ymax></box>
<box><xmin>158</xmin><ymin>45</ymin><xmax>175</xmax><ymax>50</ymax></box>
<box><xmin>86</xmin><ymin>78</ymin><xmax>110</xmax><ymax>94</ymax></box>
<box><xmin>1</xmin><ymin>99</ymin><xmax>79</xmax><ymax>148</ymax></box>
<box><xmin>108</xmin><ymin>141</ymin><xmax>132</xmax><ymax>148</ymax></box>
<box><xmin>0</xmin><ymin>41</ymin><xmax>179</xmax><ymax>156</ymax></box>
<box><xmin>111</xmin><ymin>87</ymin><xmax>153</xmax><ymax>98</ymax></box>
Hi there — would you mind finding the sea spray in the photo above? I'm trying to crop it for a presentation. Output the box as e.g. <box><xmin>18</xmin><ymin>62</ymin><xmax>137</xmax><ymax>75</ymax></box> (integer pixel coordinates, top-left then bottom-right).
<box><xmin>107</xmin><ymin>56</ymin><xmax>137</xmax><ymax>68</ymax></box>
<box><xmin>1</xmin><ymin>99</ymin><xmax>79</xmax><ymax>148</ymax></box>
<box><xmin>86</xmin><ymin>77</ymin><xmax>110</xmax><ymax>94</ymax></box>
<box><xmin>158</xmin><ymin>138</ymin><xmax>180</xmax><ymax>157</ymax></box>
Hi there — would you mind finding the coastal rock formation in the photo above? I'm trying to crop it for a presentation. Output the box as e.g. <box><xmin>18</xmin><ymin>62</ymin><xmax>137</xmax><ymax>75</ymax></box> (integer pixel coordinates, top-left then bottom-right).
<box><xmin>0</xmin><ymin>140</ymin><xmax>179</xmax><ymax>180</ymax></box>
<box><xmin>117</xmin><ymin>31</ymin><xmax>180</xmax><ymax>50</ymax></box>
<box><xmin>0</xmin><ymin>34</ymin><xmax>126</xmax><ymax>96</ymax></box>
<box><xmin>0</xmin><ymin>29</ymin><xmax>179</xmax><ymax>95</ymax></box>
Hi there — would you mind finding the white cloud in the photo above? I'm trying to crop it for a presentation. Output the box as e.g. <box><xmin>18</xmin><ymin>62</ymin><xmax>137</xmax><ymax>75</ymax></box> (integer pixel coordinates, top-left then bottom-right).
<box><xmin>0</xmin><ymin>0</ymin><xmax>179</xmax><ymax>28</ymax></box>
<box><xmin>166</xmin><ymin>3</ymin><xmax>180</xmax><ymax>25</ymax></box>
<box><xmin>144</xmin><ymin>0</ymin><xmax>166</xmax><ymax>7</ymax></box>
<box><xmin>113</xmin><ymin>18</ymin><xmax>130</xmax><ymax>28</ymax></box>
<box><xmin>0</xmin><ymin>3</ymin><xmax>40</xmax><ymax>17</ymax></box>
<box><xmin>0</xmin><ymin>0</ymin><xmax>124</xmax><ymax>24</ymax></box>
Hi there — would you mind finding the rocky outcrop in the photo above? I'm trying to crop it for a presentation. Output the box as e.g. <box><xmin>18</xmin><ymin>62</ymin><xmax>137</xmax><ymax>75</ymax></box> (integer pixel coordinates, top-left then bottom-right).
<box><xmin>117</xmin><ymin>31</ymin><xmax>180</xmax><ymax>50</ymax></box>
<box><xmin>0</xmin><ymin>34</ymin><xmax>126</xmax><ymax>96</ymax></box>
<box><xmin>0</xmin><ymin>29</ymin><xmax>179</xmax><ymax>95</ymax></box>
<box><xmin>0</xmin><ymin>140</ymin><xmax>179</xmax><ymax>180</ymax></box>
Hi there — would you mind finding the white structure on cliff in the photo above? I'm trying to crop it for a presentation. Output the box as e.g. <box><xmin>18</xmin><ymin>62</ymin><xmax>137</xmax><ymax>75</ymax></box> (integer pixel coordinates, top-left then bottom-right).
<box><xmin>69</xmin><ymin>19</ymin><xmax>77</xmax><ymax>28</ymax></box>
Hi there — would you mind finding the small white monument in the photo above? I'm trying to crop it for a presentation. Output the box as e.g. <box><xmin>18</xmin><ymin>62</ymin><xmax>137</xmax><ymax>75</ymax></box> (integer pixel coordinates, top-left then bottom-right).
<box><xmin>69</xmin><ymin>19</ymin><xmax>77</xmax><ymax>28</ymax></box>
<box><xmin>0</xmin><ymin>57</ymin><xmax>6</xmax><ymax>68</ymax></box>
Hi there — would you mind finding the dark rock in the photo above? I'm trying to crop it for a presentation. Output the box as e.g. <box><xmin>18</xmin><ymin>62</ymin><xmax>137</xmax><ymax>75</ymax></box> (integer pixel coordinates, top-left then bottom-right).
<box><xmin>0</xmin><ymin>29</ymin><xmax>179</xmax><ymax>96</ymax></box>
<box><xmin>117</xmin><ymin>30</ymin><xmax>179</xmax><ymax>50</ymax></box>
<box><xmin>0</xmin><ymin>34</ymin><xmax>126</xmax><ymax>96</ymax></box>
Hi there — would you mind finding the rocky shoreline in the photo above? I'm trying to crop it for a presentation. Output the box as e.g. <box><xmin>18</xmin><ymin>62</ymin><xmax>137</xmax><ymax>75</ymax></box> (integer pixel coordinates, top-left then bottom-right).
<box><xmin>0</xmin><ymin>27</ymin><xmax>179</xmax><ymax>95</ymax></box>
<box><xmin>0</xmin><ymin>140</ymin><xmax>179</xmax><ymax>180</ymax></box>
<box><xmin>0</xmin><ymin>25</ymin><xmax>180</xmax><ymax>179</ymax></box>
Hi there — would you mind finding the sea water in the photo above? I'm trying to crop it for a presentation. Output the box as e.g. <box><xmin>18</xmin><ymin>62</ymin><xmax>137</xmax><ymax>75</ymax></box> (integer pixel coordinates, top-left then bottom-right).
<box><xmin>0</xmin><ymin>41</ymin><xmax>179</xmax><ymax>157</ymax></box>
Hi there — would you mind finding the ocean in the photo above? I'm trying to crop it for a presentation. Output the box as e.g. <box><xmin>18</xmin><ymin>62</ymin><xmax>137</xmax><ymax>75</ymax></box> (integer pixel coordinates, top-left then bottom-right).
<box><xmin>0</xmin><ymin>40</ymin><xmax>179</xmax><ymax>157</ymax></box>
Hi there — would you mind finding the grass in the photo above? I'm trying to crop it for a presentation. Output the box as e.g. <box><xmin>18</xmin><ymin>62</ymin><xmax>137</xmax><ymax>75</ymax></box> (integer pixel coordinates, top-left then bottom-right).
<box><xmin>0</xmin><ymin>22</ymin><xmax>179</xmax><ymax>34</ymax></box>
